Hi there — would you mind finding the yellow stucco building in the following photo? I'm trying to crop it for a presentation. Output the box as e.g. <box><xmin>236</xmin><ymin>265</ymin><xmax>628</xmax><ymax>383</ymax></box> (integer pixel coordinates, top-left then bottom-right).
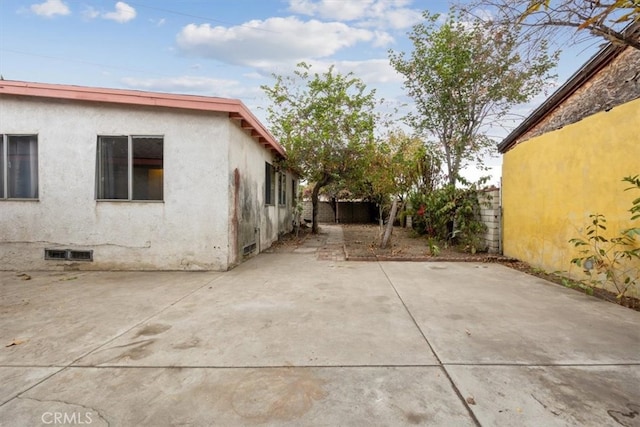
<box><xmin>499</xmin><ymin>36</ymin><xmax>640</xmax><ymax>296</ymax></box>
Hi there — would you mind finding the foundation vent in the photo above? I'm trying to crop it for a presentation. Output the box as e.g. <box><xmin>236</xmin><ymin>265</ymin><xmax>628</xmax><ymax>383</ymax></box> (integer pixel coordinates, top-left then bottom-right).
<box><xmin>243</xmin><ymin>242</ymin><xmax>257</xmax><ymax>256</ymax></box>
<box><xmin>44</xmin><ymin>249</ymin><xmax>68</xmax><ymax>260</ymax></box>
<box><xmin>45</xmin><ymin>249</ymin><xmax>94</xmax><ymax>262</ymax></box>
<box><xmin>68</xmin><ymin>250</ymin><xmax>93</xmax><ymax>261</ymax></box>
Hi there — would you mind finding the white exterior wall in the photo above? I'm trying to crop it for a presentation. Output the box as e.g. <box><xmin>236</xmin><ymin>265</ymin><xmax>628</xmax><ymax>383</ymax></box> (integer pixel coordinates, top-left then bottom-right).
<box><xmin>227</xmin><ymin>123</ymin><xmax>294</xmax><ymax>267</ymax></box>
<box><xmin>0</xmin><ymin>96</ymin><xmax>232</xmax><ymax>270</ymax></box>
<box><xmin>277</xmin><ymin>173</ymin><xmax>294</xmax><ymax>235</ymax></box>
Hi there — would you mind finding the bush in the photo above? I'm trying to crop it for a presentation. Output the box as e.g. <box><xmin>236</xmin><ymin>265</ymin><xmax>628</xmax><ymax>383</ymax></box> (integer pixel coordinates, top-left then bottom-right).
<box><xmin>409</xmin><ymin>184</ymin><xmax>487</xmax><ymax>253</ymax></box>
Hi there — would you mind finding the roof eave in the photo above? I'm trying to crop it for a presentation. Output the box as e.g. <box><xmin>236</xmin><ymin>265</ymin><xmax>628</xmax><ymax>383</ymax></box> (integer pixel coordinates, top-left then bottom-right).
<box><xmin>0</xmin><ymin>80</ymin><xmax>286</xmax><ymax>158</ymax></box>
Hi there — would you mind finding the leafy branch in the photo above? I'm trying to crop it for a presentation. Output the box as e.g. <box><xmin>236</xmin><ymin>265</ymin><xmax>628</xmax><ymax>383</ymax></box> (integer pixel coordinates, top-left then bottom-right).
<box><xmin>569</xmin><ymin>175</ymin><xmax>640</xmax><ymax>301</ymax></box>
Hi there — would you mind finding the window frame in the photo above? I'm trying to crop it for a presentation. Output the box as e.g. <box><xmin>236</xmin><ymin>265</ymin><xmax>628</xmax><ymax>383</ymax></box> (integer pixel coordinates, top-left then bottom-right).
<box><xmin>278</xmin><ymin>171</ymin><xmax>287</xmax><ymax>206</ymax></box>
<box><xmin>265</xmin><ymin>162</ymin><xmax>275</xmax><ymax>206</ymax></box>
<box><xmin>96</xmin><ymin>134</ymin><xmax>164</xmax><ymax>202</ymax></box>
<box><xmin>0</xmin><ymin>134</ymin><xmax>39</xmax><ymax>200</ymax></box>
<box><xmin>291</xmin><ymin>178</ymin><xmax>297</xmax><ymax>206</ymax></box>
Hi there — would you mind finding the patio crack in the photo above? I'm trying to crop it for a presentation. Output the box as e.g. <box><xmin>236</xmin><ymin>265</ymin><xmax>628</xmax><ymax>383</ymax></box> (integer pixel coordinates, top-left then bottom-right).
<box><xmin>15</xmin><ymin>396</ymin><xmax>111</xmax><ymax>426</ymax></box>
<box><xmin>377</xmin><ymin>262</ymin><xmax>482</xmax><ymax>427</ymax></box>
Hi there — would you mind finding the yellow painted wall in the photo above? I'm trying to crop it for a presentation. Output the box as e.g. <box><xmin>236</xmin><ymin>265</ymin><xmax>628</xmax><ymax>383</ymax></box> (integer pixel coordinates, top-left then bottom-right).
<box><xmin>502</xmin><ymin>97</ymin><xmax>640</xmax><ymax>295</ymax></box>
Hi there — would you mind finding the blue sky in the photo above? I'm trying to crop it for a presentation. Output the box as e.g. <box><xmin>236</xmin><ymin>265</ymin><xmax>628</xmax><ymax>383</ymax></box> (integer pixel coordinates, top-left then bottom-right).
<box><xmin>0</xmin><ymin>0</ymin><xmax>601</xmax><ymax>183</ymax></box>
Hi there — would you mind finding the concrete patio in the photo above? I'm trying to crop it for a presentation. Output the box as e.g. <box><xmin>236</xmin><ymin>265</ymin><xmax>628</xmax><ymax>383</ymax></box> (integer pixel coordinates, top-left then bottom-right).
<box><xmin>1</xmin><ymin>225</ymin><xmax>639</xmax><ymax>426</ymax></box>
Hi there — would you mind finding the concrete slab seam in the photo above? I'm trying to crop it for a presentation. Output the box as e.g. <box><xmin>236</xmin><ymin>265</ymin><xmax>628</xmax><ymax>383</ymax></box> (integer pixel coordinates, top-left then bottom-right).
<box><xmin>442</xmin><ymin>362</ymin><xmax>640</xmax><ymax>367</ymax></box>
<box><xmin>0</xmin><ymin>368</ymin><xmax>66</xmax><ymax>408</ymax></box>
<box><xmin>59</xmin><ymin>364</ymin><xmax>445</xmax><ymax>369</ymax></box>
<box><xmin>376</xmin><ymin>262</ymin><xmax>482</xmax><ymax>427</ymax></box>
<box><xmin>0</xmin><ymin>274</ymin><xmax>226</xmax><ymax>409</ymax></box>
<box><xmin>66</xmin><ymin>273</ymin><xmax>227</xmax><ymax>367</ymax></box>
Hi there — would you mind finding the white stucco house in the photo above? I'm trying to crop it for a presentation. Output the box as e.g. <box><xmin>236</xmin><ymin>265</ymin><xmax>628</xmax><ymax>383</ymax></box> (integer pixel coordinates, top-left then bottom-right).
<box><xmin>0</xmin><ymin>80</ymin><xmax>297</xmax><ymax>271</ymax></box>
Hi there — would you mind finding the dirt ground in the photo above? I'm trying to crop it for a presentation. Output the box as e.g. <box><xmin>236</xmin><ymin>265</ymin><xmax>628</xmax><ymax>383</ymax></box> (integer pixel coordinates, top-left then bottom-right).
<box><xmin>342</xmin><ymin>224</ymin><xmax>502</xmax><ymax>261</ymax></box>
<box><xmin>276</xmin><ymin>223</ymin><xmax>640</xmax><ymax>311</ymax></box>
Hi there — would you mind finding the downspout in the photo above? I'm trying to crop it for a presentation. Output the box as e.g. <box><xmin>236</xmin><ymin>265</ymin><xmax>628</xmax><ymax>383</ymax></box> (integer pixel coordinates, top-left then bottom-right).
<box><xmin>499</xmin><ymin>179</ymin><xmax>503</xmax><ymax>255</ymax></box>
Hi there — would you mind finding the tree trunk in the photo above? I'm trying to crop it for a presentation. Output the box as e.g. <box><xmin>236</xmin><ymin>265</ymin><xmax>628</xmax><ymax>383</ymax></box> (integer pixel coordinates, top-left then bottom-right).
<box><xmin>311</xmin><ymin>174</ymin><xmax>332</xmax><ymax>234</ymax></box>
<box><xmin>311</xmin><ymin>183</ymin><xmax>321</xmax><ymax>234</ymax></box>
<box><xmin>380</xmin><ymin>198</ymin><xmax>399</xmax><ymax>249</ymax></box>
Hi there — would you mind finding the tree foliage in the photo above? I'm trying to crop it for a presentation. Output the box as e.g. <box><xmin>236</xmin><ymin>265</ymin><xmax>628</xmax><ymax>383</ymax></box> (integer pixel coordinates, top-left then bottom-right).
<box><xmin>361</xmin><ymin>131</ymin><xmax>442</xmax><ymax>248</ymax></box>
<box><xmin>262</xmin><ymin>63</ymin><xmax>378</xmax><ymax>233</ymax></box>
<box><xmin>389</xmin><ymin>10</ymin><xmax>558</xmax><ymax>186</ymax></box>
<box><xmin>460</xmin><ymin>0</ymin><xmax>640</xmax><ymax>50</ymax></box>
<box><xmin>364</xmin><ymin>131</ymin><xmax>439</xmax><ymax>204</ymax></box>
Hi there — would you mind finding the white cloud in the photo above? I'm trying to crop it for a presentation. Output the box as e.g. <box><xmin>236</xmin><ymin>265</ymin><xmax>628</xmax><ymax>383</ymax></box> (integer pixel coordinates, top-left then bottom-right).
<box><xmin>103</xmin><ymin>1</ymin><xmax>136</xmax><ymax>23</ymax></box>
<box><xmin>288</xmin><ymin>0</ymin><xmax>422</xmax><ymax>29</ymax></box>
<box><xmin>380</xmin><ymin>7</ymin><xmax>423</xmax><ymax>29</ymax></box>
<box><xmin>176</xmin><ymin>17</ymin><xmax>377</xmax><ymax>67</ymax></box>
<box><xmin>289</xmin><ymin>0</ymin><xmax>375</xmax><ymax>21</ymax></box>
<box><xmin>150</xmin><ymin>18</ymin><xmax>166</xmax><ymax>27</ymax></box>
<box><xmin>81</xmin><ymin>6</ymin><xmax>99</xmax><ymax>19</ymax></box>
<box><xmin>121</xmin><ymin>76</ymin><xmax>253</xmax><ymax>99</ymax></box>
<box><xmin>30</xmin><ymin>0</ymin><xmax>70</xmax><ymax>17</ymax></box>
<box><xmin>373</xmin><ymin>31</ymin><xmax>395</xmax><ymax>47</ymax></box>
<box><xmin>243</xmin><ymin>72</ymin><xmax>265</xmax><ymax>80</ymax></box>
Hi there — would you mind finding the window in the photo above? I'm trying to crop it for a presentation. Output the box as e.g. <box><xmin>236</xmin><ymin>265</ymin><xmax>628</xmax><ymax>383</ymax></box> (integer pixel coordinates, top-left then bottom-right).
<box><xmin>278</xmin><ymin>172</ymin><xmax>286</xmax><ymax>206</ymax></box>
<box><xmin>96</xmin><ymin>135</ymin><xmax>163</xmax><ymax>201</ymax></box>
<box><xmin>291</xmin><ymin>178</ymin><xmax>297</xmax><ymax>205</ymax></box>
<box><xmin>0</xmin><ymin>135</ymin><xmax>38</xmax><ymax>199</ymax></box>
<box><xmin>96</xmin><ymin>135</ymin><xmax>163</xmax><ymax>200</ymax></box>
<box><xmin>265</xmin><ymin>162</ymin><xmax>275</xmax><ymax>205</ymax></box>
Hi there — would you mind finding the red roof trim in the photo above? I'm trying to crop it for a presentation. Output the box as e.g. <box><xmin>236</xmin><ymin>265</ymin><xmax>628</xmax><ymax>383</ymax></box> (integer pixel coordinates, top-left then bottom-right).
<box><xmin>0</xmin><ymin>80</ymin><xmax>285</xmax><ymax>158</ymax></box>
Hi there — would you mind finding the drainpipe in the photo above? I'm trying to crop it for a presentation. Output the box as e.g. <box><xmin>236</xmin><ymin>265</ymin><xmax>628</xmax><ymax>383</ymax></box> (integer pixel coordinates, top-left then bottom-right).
<box><xmin>499</xmin><ymin>180</ymin><xmax>503</xmax><ymax>255</ymax></box>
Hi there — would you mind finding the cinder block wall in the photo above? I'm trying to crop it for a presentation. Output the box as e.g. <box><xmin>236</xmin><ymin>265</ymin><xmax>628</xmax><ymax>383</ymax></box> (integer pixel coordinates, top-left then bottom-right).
<box><xmin>478</xmin><ymin>188</ymin><xmax>501</xmax><ymax>254</ymax></box>
<box><xmin>302</xmin><ymin>201</ymin><xmax>335</xmax><ymax>223</ymax></box>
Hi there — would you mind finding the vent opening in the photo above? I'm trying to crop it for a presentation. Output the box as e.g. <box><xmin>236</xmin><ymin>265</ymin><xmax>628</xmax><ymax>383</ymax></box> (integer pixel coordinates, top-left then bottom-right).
<box><xmin>243</xmin><ymin>242</ymin><xmax>257</xmax><ymax>256</ymax></box>
<box><xmin>68</xmin><ymin>250</ymin><xmax>93</xmax><ymax>261</ymax></box>
<box><xmin>44</xmin><ymin>249</ymin><xmax>68</xmax><ymax>260</ymax></box>
<box><xmin>44</xmin><ymin>249</ymin><xmax>93</xmax><ymax>262</ymax></box>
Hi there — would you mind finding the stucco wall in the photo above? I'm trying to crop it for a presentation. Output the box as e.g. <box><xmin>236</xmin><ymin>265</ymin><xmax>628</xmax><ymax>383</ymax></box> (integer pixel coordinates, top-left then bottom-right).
<box><xmin>227</xmin><ymin>121</ymin><xmax>294</xmax><ymax>267</ymax></box>
<box><xmin>502</xmin><ymin>97</ymin><xmax>640</xmax><ymax>291</ymax></box>
<box><xmin>0</xmin><ymin>96</ymin><xmax>232</xmax><ymax>270</ymax></box>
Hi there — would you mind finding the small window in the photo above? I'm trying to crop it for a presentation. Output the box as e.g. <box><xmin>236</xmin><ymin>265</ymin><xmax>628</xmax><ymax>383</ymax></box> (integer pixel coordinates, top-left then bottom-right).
<box><xmin>0</xmin><ymin>135</ymin><xmax>39</xmax><ymax>199</ymax></box>
<box><xmin>278</xmin><ymin>172</ymin><xmax>286</xmax><ymax>206</ymax></box>
<box><xmin>265</xmin><ymin>162</ymin><xmax>275</xmax><ymax>205</ymax></box>
<box><xmin>96</xmin><ymin>136</ymin><xmax>163</xmax><ymax>201</ymax></box>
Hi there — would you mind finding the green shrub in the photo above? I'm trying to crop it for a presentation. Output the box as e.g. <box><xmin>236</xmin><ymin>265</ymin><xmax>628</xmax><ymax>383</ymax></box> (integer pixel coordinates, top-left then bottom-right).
<box><xmin>569</xmin><ymin>175</ymin><xmax>640</xmax><ymax>300</ymax></box>
<box><xmin>409</xmin><ymin>183</ymin><xmax>488</xmax><ymax>253</ymax></box>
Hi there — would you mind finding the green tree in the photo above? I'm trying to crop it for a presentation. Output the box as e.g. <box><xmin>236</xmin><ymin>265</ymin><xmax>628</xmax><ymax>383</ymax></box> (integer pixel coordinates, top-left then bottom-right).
<box><xmin>389</xmin><ymin>10</ymin><xmax>557</xmax><ymax>187</ymax></box>
<box><xmin>262</xmin><ymin>63</ymin><xmax>378</xmax><ymax>234</ymax></box>
<box><xmin>362</xmin><ymin>131</ymin><xmax>441</xmax><ymax>248</ymax></box>
<box><xmin>460</xmin><ymin>0</ymin><xmax>640</xmax><ymax>50</ymax></box>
